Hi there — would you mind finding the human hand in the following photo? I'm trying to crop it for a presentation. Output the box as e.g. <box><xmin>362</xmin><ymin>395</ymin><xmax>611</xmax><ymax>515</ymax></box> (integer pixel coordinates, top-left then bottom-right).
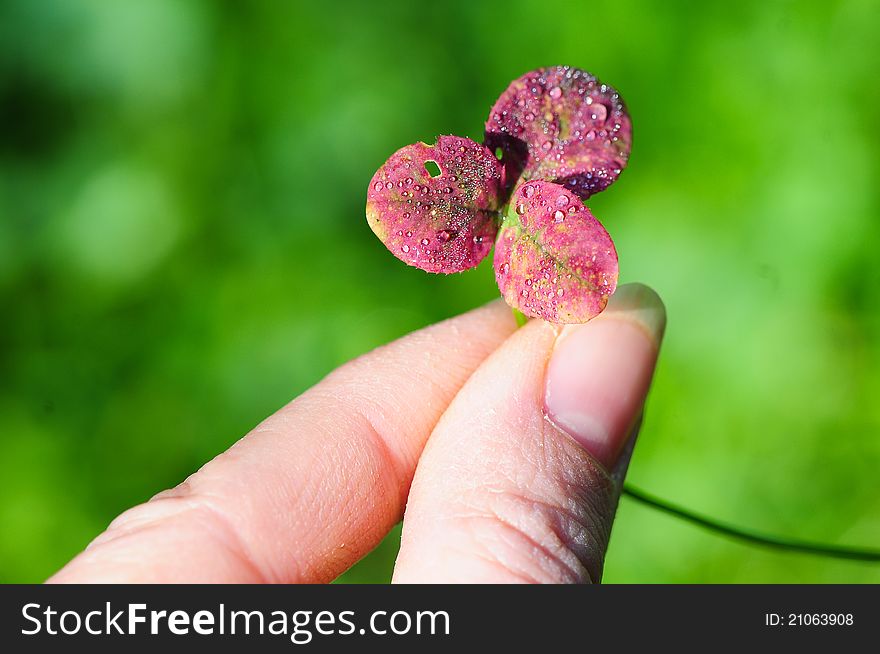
<box><xmin>50</xmin><ymin>283</ymin><xmax>665</xmax><ymax>584</ymax></box>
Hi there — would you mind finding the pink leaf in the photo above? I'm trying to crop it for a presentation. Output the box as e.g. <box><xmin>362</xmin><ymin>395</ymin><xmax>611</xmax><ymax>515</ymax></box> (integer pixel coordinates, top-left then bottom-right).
<box><xmin>485</xmin><ymin>66</ymin><xmax>632</xmax><ymax>199</ymax></box>
<box><xmin>494</xmin><ymin>180</ymin><xmax>618</xmax><ymax>323</ymax></box>
<box><xmin>366</xmin><ymin>135</ymin><xmax>504</xmax><ymax>273</ymax></box>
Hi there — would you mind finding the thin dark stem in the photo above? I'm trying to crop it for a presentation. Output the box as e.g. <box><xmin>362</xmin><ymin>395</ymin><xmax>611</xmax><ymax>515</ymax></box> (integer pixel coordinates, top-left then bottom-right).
<box><xmin>622</xmin><ymin>484</ymin><xmax>880</xmax><ymax>562</ymax></box>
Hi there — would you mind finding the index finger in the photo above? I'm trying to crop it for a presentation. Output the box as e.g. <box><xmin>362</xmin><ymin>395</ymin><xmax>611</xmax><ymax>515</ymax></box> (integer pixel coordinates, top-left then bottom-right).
<box><xmin>49</xmin><ymin>301</ymin><xmax>517</xmax><ymax>583</ymax></box>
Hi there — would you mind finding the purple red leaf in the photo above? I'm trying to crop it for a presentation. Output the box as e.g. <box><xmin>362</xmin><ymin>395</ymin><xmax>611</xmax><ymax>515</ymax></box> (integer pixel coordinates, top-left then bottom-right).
<box><xmin>485</xmin><ymin>66</ymin><xmax>632</xmax><ymax>199</ymax></box>
<box><xmin>366</xmin><ymin>135</ymin><xmax>504</xmax><ymax>273</ymax></box>
<box><xmin>366</xmin><ymin>67</ymin><xmax>629</xmax><ymax>323</ymax></box>
<box><xmin>494</xmin><ymin>180</ymin><xmax>618</xmax><ymax>323</ymax></box>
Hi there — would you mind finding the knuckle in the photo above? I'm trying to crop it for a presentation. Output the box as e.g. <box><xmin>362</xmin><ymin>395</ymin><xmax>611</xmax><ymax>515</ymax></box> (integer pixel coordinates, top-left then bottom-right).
<box><xmin>451</xmin><ymin>476</ymin><xmax>616</xmax><ymax>583</ymax></box>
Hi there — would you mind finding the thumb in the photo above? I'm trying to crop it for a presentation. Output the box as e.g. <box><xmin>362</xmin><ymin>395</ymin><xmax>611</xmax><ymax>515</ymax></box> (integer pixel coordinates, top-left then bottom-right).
<box><xmin>392</xmin><ymin>284</ymin><xmax>665</xmax><ymax>583</ymax></box>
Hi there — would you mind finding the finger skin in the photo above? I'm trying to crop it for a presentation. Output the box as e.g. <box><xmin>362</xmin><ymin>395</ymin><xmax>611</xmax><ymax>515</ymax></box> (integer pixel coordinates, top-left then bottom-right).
<box><xmin>49</xmin><ymin>301</ymin><xmax>517</xmax><ymax>584</ymax></box>
<box><xmin>392</xmin><ymin>284</ymin><xmax>664</xmax><ymax>583</ymax></box>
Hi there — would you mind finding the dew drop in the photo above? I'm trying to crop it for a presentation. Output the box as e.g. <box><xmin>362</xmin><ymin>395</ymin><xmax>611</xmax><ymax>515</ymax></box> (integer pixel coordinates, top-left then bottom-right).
<box><xmin>515</xmin><ymin>203</ymin><xmax>526</xmax><ymax>215</ymax></box>
<box><xmin>541</xmin><ymin>140</ymin><xmax>552</xmax><ymax>150</ymax></box>
<box><xmin>420</xmin><ymin>238</ymin><xmax>429</xmax><ymax>246</ymax></box>
<box><xmin>405</xmin><ymin>230</ymin><xmax>412</xmax><ymax>237</ymax></box>
<box><xmin>555</xmin><ymin>195</ymin><xmax>570</xmax><ymax>208</ymax></box>
<box><xmin>549</xmin><ymin>86</ymin><xmax>562</xmax><ymax>99</ymax></box>
<box><xmin>437</xmin><ymin>229</ymin><xmax>454</xmax><ymax>242</ymax></box>
<box><xmin>402</xmin><ymin>245</ymin><xmax>410</xmax><ymax>253</ymax></box>
<box><xmin>553</xmin><ymin>210</ymin><xmax>565</xmax><ymax>222</ymax></box>
<box><xmin>523</xmin><ymin>185</ymin><xmax>536</xmax><ymax>199</ymax></box>
<box><xmin>592</xmin><ymin>104</ymin><xmax>608</xmax><ymax>122</ymax></box>
<box><xmin>373</xmin><ymin>181</ymin><xmax>383</xmax><ymax>191</ymax></box>
<box><xmin>385</xmin><ymin>182</ymin><xmax>393</xmax><ymax>190</ymax></box>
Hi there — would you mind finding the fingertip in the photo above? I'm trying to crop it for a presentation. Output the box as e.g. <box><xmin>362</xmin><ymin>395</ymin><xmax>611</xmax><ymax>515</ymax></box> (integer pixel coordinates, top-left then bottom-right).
<box><xmin>599</xmin><ymin>282</ymin><xmax>666</xmax><ymax>347</ymax></box>
<box><xmin>544</xmin><ymin>284</ymin><xmax>664</xmax><ymax>469</ymax></box>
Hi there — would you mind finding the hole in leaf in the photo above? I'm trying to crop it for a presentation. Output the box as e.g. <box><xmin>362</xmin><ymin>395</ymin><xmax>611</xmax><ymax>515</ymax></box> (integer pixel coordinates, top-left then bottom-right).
<box><xmin>495</xmin><ymin>147</ymin><xmax>503</xmax><ymax>160</ymax></box>
<box><xmin>424</xmin><ymin>160</ymin><xmax>441</xmax><ymax>177</ymax></box>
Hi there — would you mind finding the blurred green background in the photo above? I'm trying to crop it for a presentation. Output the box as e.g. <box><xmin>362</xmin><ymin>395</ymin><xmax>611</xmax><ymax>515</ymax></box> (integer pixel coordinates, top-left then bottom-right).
<box><xmin>1</xmin><ymin>0</ymin><xmax>879</xmax><ymax>583</ymax></box>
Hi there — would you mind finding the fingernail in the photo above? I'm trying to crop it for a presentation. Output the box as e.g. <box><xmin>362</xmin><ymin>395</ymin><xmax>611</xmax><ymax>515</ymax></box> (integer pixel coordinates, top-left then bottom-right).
<box><xmin>543</xmin><ymin>284</ymin><xmax>666</xmax><ymax>469</ymax></box>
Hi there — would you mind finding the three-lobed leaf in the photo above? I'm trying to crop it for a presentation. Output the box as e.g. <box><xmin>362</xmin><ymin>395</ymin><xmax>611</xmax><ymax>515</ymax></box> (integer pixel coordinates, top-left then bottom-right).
<box><xmin>365</xmin><ymin>67</ymin><xmax>628</xmax><ymax>324</ymax></box>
